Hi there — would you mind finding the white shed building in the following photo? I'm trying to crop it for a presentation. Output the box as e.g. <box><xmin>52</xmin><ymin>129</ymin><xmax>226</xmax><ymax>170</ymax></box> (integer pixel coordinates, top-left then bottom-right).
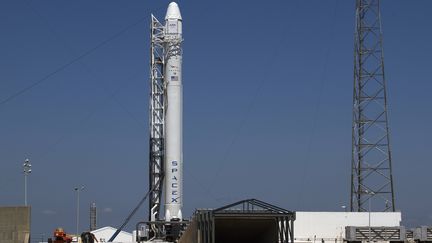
<box><xmin>294</xmin><ymin>211</ymin><xmax>402</xmax><ymax>243</ymax></box>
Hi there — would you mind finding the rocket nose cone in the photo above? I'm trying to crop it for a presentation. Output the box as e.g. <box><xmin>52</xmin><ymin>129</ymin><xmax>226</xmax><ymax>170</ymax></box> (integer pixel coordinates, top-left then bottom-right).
<box><xmin>165</xmin><ymin>2</ymin><xmax>182</xmax><ymax>20</ymax></box>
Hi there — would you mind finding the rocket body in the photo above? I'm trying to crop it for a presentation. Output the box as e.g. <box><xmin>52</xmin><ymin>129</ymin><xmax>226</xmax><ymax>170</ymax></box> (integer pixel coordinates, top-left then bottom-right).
<box><xmin>164</xmin><ymin>2</ymin><xmax>183</xmax><ymax>222</ymax></box>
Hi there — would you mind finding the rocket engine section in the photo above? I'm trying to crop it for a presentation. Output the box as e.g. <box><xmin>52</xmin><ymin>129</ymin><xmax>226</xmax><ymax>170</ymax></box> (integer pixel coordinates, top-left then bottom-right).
<box><xmin>164</xmin><ymin>2</ymin><xmax>183</xmax><ymax>222</ymax></box>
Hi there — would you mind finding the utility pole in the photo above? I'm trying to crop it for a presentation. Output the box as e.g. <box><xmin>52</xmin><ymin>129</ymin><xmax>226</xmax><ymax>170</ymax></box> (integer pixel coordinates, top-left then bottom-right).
<box><xmin>23</xmin><ymin>159</ymin><xmax>31</xmax><ymax>206</ymax></box>
<box><xmin>351</xmin><ymin>0</ymin><xmax>395</xmax><ymax>212</ymax></box>
<box><xmin>365</xmin><ymin>190</ymin><xmax>374</xmax><ymax>242</ymax></box>
<box><xmin>74</xmin><ymin>186</ymin><xmax>85</xmax><ymax>237</ymax></box>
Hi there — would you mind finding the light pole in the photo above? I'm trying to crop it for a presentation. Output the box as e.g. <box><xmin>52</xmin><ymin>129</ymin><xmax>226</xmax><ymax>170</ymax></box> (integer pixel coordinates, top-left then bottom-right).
<box><xmin>365</xmin><ymin>190</ymin><xmax>374</xmax><ymax>242</ymax></box>
<box><xmin>341</xmin><ymin>205</ymin><xmax>348</xmax><ymax>243</ymax></box>
<box><xmin>23</xmin><ymin>159</ymin><xmax>31</xmax><ymax>206</ymax></box>
<box><xmin>74</xmin><ymin>185</ymin><xmax>85</xmax><ymax>237</ymax></box>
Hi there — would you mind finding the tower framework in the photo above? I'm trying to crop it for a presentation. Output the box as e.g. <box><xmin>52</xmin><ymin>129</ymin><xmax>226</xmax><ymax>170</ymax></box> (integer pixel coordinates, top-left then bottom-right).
<box><xmin>351</xmin><ymin>0</ymin><xmax>395</xmax><ymax>212</ymax></box>
<box><xmin>90</xmin><ymin>202</ymin><xmax>97</xmax><ymax>231</ymax></box>
<box><xmin>149</xmin><ymin>15</ymin><xmax>166</xmax><ymax>222</ymax></box>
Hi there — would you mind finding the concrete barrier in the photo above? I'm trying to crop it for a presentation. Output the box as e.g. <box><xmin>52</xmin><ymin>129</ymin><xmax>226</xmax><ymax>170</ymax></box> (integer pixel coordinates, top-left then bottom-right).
<box><xmin>0</xmin><ymin>206</ymin><xmax>31</xmax><ymax>243</ymax></box>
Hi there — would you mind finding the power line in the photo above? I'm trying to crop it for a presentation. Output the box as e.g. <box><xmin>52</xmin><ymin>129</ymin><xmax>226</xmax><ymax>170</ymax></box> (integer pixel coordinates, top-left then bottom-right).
<box><xmin>17</xmin><ymin>1</ymin><xmax>148</xmax><ymax>160</ymax></box>
<box><xmin>0</xmin><ymin>9</ymin><xmax>147</xmax><ymax>107</ymax></box>
<box><xmin>23</xmin><ymin>0</ymin><xmax>148</xmax><ymax>129</ymax></box>
<box><xmin>33</xmin><ymin>71</ymin><xmax>144</xmax><ymax>161</ymax></box>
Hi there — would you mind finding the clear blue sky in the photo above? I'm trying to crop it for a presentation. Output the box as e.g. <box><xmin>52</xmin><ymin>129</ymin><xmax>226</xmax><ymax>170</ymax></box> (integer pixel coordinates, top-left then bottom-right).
<box><xmin>1</xmin><ymin>0</ymin><xmax>431</xmax><ymax>239</ymax></box>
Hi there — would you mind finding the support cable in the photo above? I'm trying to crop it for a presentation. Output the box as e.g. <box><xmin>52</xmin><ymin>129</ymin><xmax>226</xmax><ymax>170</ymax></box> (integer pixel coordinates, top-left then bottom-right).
<box><xmin>108</xmin><ymin>184</ymin><xmax>158</xmax><ymax>242</ymax></box>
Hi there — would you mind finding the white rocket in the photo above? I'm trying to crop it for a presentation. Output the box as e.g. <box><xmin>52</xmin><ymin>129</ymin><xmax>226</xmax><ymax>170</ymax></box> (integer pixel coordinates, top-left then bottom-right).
<box><xmin>164</xmin><ymin>2</ymin><xmax>183</xmax><ymax>222</ymax></box>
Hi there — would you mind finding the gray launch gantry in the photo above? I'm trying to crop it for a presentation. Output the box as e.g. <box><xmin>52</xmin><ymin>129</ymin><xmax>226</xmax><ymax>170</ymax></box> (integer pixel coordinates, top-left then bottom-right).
<box><xmin>149</xmin><ymin>14</ymin><xmax>166</xmax><ymax>225</ymax></box>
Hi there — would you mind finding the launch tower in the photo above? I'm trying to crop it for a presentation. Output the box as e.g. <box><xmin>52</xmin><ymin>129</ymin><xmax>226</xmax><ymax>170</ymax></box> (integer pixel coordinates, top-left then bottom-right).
<box><xmin>144</xmin><ymin>2</ymin><xmax>185</xmax><ymax>242</ymax></box>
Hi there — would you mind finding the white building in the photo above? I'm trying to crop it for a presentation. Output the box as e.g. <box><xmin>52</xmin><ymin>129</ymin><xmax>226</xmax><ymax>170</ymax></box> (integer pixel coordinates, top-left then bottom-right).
<box><xmin>91</xmin><ymin>226</ymin><xmax>133</xmax><ymax>243</ymax></box>
<box><xmin>294</xmin><ymin>211</ymin><xmax>402</xmax><ymax>243</ymax></box>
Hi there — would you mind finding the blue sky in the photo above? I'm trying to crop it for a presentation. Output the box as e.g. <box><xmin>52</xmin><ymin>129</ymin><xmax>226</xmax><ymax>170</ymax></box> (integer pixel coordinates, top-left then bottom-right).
<box><xmin>1</xmin><ymin>0</ymin><xmax>431</xmax><ymax>238</ymax></box>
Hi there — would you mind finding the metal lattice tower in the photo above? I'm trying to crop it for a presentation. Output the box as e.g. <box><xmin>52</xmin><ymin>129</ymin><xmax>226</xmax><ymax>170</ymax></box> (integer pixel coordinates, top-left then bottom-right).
<box><xmin>149</xmin><ymin>15</ymin><xmax>166</xmax><ymax>221</ymax></box>
<box><xmin>90</xmin><ymin>202</ymin><xmax>97</xmax><ymax>231</ymax></box>
<box><xmin>350</xmin><ymin>0</ymin><xmax>395</xmax><ymax>212</ymax></box>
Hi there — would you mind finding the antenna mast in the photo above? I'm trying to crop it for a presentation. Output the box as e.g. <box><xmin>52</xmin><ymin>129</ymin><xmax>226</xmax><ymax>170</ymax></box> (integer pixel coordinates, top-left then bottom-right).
<box><xmin>351</xmin><ymin>0</ymin><xmax>395</xmax><ymax>212</ymax></box>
